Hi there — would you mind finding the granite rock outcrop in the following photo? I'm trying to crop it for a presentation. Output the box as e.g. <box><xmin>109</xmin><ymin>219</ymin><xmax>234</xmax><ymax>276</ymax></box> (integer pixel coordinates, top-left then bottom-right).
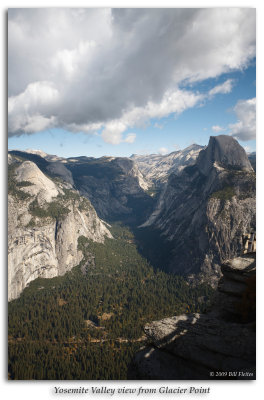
<box><xmin>133</xmin><ymin>253</ymin><xmax>256</xmax><ymax>380</ymax></box>
<box><xmin>9</xmin><ymin>150</ymin><xmax>153</xmax><ymax>225</ymax></box>
<box><xmin>130</xmin><ymin>144</ymin><xmax>203</xmax><ymax>186</ymax></box>
<box><xmin>141</xmin><ymin>135</ymin><xmax>256</xmax><ymax>283</ymax></box>
<box><xmin>8</xmin><ymin>155</ymin><xmax>112</xmax><ymax>301</ymax></box>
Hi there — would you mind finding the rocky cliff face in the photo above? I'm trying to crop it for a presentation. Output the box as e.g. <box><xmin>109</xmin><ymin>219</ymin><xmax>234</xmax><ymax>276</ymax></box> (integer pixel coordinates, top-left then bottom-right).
<box><xmin>8</xmin><ymin>136</ymin><xmax>256</xmax><ymax>299</ymax></box>
<box><xmin>131</xmin><ymin>144</ymin><xmax>203</xmax><ymax>186</ymax></box>
<box><xmin>133</xmin><ymin>253</ymin><xmax>256</xmax><ymax>380</ymax></box>
<box><xmin>10</xmin><ymin>150</ymin><xmax>152</xmax><ymax>225</ymax></box>
<box><xmin>197</xmin><ymin>135</ymin><xmax>253</xmax><ymax>176</ymax></box>
<box><xmin>15</xmin><ymin>160</ymin><xmax>61</xmax><ymax>203</ymax></box>
<box><xmin>141</xmin><ymin>136</ymin><xmax>256</xmax><ymax>283</ymax></box>
<box><xmin>8</xmin><ymin>155</ymin><xmax>112</xmax><ymax>301</ymax></box>
<box><xmin>65</xmin><ymin>156</ymin><xmax>153</xmax><ymax>223</ymax></box>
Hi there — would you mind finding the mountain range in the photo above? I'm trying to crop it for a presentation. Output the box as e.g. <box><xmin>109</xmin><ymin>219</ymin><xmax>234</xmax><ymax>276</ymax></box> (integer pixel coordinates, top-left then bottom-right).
<box><xmin>130</xmin><ymin>144</ymin><xmax>204</xmax><ymax>185</ymax></box>
<box><xmin>8</xmin><ymin>135</ymin><xmax>256</xmax><ymax>298</ymax></box>
<box><xmin>141</xmin><ymin>135</ymin><xmax>255</xmax><ymax>285</ymax></box>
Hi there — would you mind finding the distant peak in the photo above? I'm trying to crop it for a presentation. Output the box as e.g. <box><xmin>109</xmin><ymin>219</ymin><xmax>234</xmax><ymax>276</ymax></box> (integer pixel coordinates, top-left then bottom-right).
<box><xmin>197</xmin><ymin>135</ymin><xmax>253</xmax><ymax>175</ymax></box>
<box><xmin>25</xmin><ymin>149</ymin><xmax>48</xmax><ymax>158</ymax></box>
<box><xmin>183</xmin><ymin>143</ymin><xmax>203</xmax><ymax>152</ymax></box>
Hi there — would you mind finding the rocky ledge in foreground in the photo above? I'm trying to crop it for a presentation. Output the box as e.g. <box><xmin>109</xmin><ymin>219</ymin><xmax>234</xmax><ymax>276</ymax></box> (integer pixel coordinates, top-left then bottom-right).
<box><xmin>132</xmin><ymin>253</ymin><xmax>256</xmax><ymax>380</ymax></box>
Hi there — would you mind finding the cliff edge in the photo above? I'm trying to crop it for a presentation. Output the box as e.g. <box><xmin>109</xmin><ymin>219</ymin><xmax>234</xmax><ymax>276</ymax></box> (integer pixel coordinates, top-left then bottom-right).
<box><xmin>132</xmin><ymin>253</ymin><xmax>256</xmax><ymax>380</ymax></box>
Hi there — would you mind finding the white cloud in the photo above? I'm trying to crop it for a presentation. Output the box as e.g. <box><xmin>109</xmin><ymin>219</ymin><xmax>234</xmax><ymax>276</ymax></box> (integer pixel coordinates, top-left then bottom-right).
<box><xmin>8</xmin><ymin>8</ymin><xmax>256</xmax><ymax>144</ymax></box>
<box><xmin>209</xmin><ymin>79</ymin><xmax>235</xmax><ymax>97</ymax></box>
<box><xmin>8</xmin><ymin>81</ymin><xmax>59</xmax><ymax>110</ymax></box>
<box><xmin>8</xmin><ymin>81</ymin><xmax>59</xmax><ymax>134</ymax></box>
<box><xmin>122</xmin><ymin>88</ymin><xmax>204</xmax><ymax>127</ymax></box>
<box><xmin>66</xmin><ymin>122</ymin><xmax>103</xmax><ymax>134</ymax></box>
<box><xmin>158</xmin><ymin>147</ymin><xmax>169</xmax><ymax>155</ymax></box>
<box><xmin>154</xmin><ymin>123</ymin><xmax>164</xmax><ymax>129</ymax></box>
<box><xmin>100</xmin><ymin>88</ymin><xmax>203</xmax><ymax>144</ymax></box>
<box><xmin>212</xmin><ymin>125</ymin><xmax>225</xmax><ymax>132</ymax></box>
<box><xmin>124</xmin><ymin>133</ymin><xmax>136</xmax><ymax>143</ymax></box>
<box><xmin>51</xmin><ymin>40</ymin><xmax>97</xmax><ymax>80</ymax></box>
<box><xmin>229</xmin><ymin>98</ymin><xmax>256</xmax><ymax>141</ymax></box>
<box><xmin>101</xmin><ymin>121</ymin><xmax>127</xmax><ymax>145</ymax></box>
<box><xmin>23</xmin><ymin>115</ymin><xmax>56</xmax><ymax>133</ymax></box>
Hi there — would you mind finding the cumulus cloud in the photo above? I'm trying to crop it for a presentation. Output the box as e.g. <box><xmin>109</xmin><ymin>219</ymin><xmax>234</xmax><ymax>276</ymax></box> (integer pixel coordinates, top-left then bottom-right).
<box><xmin>212</xmin><ymin>125</ymin><xmax>225</xmax><ymax>132</ymax></box>
<box><xmin>208</xmin><ymin>79</ymin><xmax>235</xmax><ymax>97</ymax></box>
<box><xmin>101</xmin><ymin>121</ymin><xmax>127</xmax><ymax>145</ymax></box>
<box><xmin>85</xmin><ymin>87</ymin><xmax>203</xmax><ymax>144</ymax></box>
<box><xmin>229</xmin><ymin>98</ymin><xmax>256</xmax><ymax>141</ymax></box>
<box><xmin>51</xmin><ymin>40</ymin><xmax>97</xmax><ymax>81</ymax></box>
<box><xmin>8</xmin><ymin>8</ymin><xmax>256</xmax><ymax>143</ymax></box>
<box><xmin>8</xmin><ymin>81</ymin><xmax>59</xmax><ymax>134</ymax></box>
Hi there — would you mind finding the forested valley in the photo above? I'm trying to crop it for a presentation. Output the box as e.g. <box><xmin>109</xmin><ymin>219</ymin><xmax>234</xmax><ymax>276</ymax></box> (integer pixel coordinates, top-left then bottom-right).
<box><xmin>8</xmin><ymin>223</ymin><xmax>214</xmax><ymax>380</ymax></box>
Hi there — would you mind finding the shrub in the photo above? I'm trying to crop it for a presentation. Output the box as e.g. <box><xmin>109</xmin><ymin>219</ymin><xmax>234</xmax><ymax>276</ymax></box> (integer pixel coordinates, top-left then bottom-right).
<box><xmin>210</xmin><ymin>186</ymin><xmax>235</xmax><ymax>201</ymax></box>
<box><xmin>29</xmin><ymin>199</ymin><xmax>70</xmax><ymax>220</ymax></box>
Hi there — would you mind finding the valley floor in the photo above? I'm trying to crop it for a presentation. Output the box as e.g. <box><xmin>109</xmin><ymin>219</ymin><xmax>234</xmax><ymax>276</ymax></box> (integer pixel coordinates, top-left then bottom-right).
<box><xmin>8</xmin><ymin>223</ymin><xmax>213</xmax><ymax>380</ymax></box>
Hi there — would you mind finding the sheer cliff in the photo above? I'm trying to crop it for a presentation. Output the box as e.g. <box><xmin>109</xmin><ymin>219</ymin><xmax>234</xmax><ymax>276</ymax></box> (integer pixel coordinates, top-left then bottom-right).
<box><xmin>65</xmin><ymin>156</ymin><xmax>152</xmax><ymax>223</ymax></box>
<box><xmin>133</xmin><ymin>253</ymin><xmax>256</xmax><ymax>380</ymax></box>
<box><xmin>8</xmin><ymin>155</ymin><xmax>112</xmax><ymax>301</ymax></box>
<box><xmin>10</xmin><ymin>150</ymin><xmax>153</xmax><ymax>225</ymax></box>
<box><xmin>8</xmin><ymin>135</ymin><xmax>256</xmax><ymax>298</ymax></box>
<box><xmin>141</xmin><ymin>135</ymin><xmax>256</xmax><ymax>284</ymax></box>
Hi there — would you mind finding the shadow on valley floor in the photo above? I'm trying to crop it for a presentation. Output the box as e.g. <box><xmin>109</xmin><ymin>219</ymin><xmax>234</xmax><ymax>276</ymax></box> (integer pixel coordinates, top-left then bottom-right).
<box><xmin>107</xmin><ymin>219</ymin><xmax>174</xmax><ymax>273</ymax></box>
<box><xmin>130</xmin><ymin>226</ymin><xmax>174</xmax><ymax>272</ymax></box>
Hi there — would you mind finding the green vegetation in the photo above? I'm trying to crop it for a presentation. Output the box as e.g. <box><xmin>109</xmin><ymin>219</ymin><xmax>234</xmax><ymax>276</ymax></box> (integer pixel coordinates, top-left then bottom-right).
<box><xmin>61</xmin><ymin>188</ymin><xmax>80</xmax><ymax>201</ymax></box>
<box><xmin>59</xmin><ymin>189</ymin><xmax>93</xmax><ymax>213</ymax></box>
<box><xmin>29</xmin><ymin>198</ymin><xmax>70</xmax><ymax>220</ymax></box>
<box><xmin>25</xmin><ymin>219</ymin><xmax>36</xmax><ymax>228</ymax></box>
<box><xmin>78</xmin><ymin>197</ymin><xmax>93</xmax><ymax>212</ymax></box>
<box><xmin>210</xmin><ymin>186</ymin><xmax>235</xmax><ymax>201</ymax></box>
<box><xmin>8</xmin><ymin>223</ymin><xmax>214</xmax><ymax>380</ymax></box>
<box><xmin>16</xmin><ymin>181</ymin><xmax>34</xmax><ymax>187</ymax></box>
<box><xmin>8</xmin><ymin>341</ymin><xmax>137</xmax><ymax>380</ymax></box>
<box><xmin>132</xmin><ymin>225</ymin><xmax>174</xmax><ymax>271</ymax></box>
<box><xmin>8</xmin><ymin>164</ymin><xmax>32</xmax><ymax>201</ymax></box>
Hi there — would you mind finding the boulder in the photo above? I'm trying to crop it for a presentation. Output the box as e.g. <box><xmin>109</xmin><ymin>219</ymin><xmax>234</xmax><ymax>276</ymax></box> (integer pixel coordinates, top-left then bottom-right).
<box><xmin>132</xmin><ymin>254</ymin><xmax>256</xmax><ymax>380</ymax></box>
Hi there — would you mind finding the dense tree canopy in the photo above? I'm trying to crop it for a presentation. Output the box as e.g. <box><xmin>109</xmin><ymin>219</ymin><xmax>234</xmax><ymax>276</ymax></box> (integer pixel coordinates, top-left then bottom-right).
<box><xmin>8</xmin><ymin>223</ymin><xmax>214</xmax><ymax>380</ymax></box>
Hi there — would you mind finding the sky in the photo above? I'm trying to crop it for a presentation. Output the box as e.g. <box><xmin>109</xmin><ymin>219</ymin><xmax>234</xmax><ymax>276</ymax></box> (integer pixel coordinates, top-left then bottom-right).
<box><xmin>8</xmin><ymin>8</ymin><xmax>256</xmax><ymax>158</ymax></box>
<box><xmin>2</xmin><ymin>4</ymin><xmax>263</xmax><ymax>400</ymax></box>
